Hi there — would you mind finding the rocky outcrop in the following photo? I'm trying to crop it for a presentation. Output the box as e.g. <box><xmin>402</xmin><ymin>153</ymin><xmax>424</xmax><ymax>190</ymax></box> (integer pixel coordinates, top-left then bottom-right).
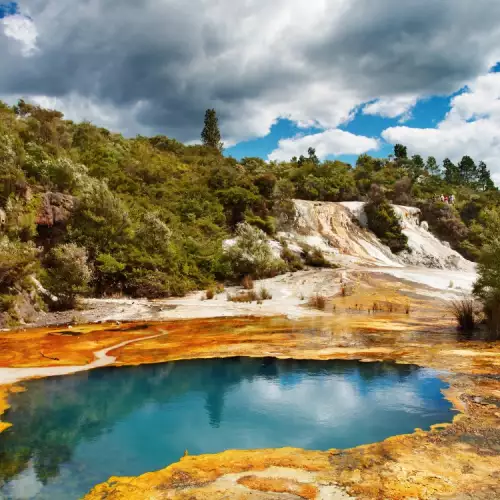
<box><xmin>290</xmin><ymin>200</ymin><xmax>402</xmax><ymax>267</ymax></box>
<box><xmin>289</xmin><ymin>200</ymin><xmax>475</xmax><ymax>272</ymax></box>
<box><xmin>0</xmin><ymin>290</ymin><xmax>43</xmax><ymax>329</ymax></box>
<box><xmin>36</xmin><ymin>192</ymin><xmax>75</xmax><ymax>227</ymax></box>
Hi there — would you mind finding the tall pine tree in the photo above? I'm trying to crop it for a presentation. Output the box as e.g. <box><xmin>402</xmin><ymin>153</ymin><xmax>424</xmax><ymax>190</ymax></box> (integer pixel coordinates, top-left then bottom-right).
<box><xmin>477</xmin><ymin>161</ymin><xmax>495</xmax><ymax>191</ymax></box>
<box><xmin>201</xmin><ymin>109</ymin><xmax>223</xmax><ymax>151</ymax></box>
<box><xmin>394</xmin><ymin>144</ymin><xmax>408</xmax><ymax>160</ymax></box>
<box><xmin>425</xmin><ymin>156</ymin><xmax>440</xmax><ymax>176</ymax></box>
<box><xmin>458</xmin><ymin>155</ymin><xmax>478</xmax><ymax>185</ymax></box>
<box><xmin>443</xmin><ymin>158</ymin><xmax>460</xmax><ymax>185</ymax></box>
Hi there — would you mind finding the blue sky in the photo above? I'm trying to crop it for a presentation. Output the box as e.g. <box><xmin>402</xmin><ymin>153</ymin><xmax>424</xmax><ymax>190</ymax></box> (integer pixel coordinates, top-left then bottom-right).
<box><xmin>0</xmin><ymin>3</ymin><xmax>17</xmax><ymax>18</ymax></box>
<box><xmin>227</xmin><ymin>93</ymin><xmax>457</xmax><ymax>165</ymax></box>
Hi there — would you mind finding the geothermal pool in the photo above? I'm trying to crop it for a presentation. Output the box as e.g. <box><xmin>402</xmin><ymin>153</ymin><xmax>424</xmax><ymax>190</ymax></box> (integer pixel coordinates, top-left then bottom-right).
<box><xmin>0</xmin><ymin>357</ymin><xmax>455</xmax><ymax>499</ymax></box>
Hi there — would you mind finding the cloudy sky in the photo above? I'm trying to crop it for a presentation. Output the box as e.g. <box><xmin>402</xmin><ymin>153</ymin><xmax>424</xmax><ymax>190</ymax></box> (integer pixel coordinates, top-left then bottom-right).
<box><xmin>1</xmin><ymin>1</ymin><xmax>500</xmax><ymax>182</ymax></box>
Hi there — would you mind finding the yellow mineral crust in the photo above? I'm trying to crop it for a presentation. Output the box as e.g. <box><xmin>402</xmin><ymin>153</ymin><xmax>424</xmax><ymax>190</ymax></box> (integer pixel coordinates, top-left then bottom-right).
<box><xmin>0</xmin><ymin>291</ymin><xmax>498</xmax><ymax>499</ymax></box>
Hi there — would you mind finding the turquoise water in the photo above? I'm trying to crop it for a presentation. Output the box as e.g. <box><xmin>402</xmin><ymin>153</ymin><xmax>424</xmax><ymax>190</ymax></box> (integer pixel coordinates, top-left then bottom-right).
<box><xmin>0</xmin><ymin>358</ymin><xmax>454</xmax><ymax>499</ymax></box>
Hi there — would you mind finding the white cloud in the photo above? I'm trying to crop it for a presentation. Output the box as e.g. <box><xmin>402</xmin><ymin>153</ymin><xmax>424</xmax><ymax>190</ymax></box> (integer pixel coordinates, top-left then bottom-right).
<box><xmin>363</xmin><ymin>96</ymin><xmax>418</xmax><ymax>120</ymax></box>
<box><xmin>1</xmin><ymin>14</ymin><xmax>38</xmax><ymax>56</ymax></box>
<box><xmin>1</xmin><ymin>0</ymin><xmax>500</xmax><ymax>144</ymax></box>
<box><xmin>268</xmin><ymin>128</ymin><xmax>379</xmax><ymax>162</ymax></box>
<box><xmin>1</xmin><ymin>93</ymin><xmax>154</xmax><ymax>137</ymax></box>
<box><xmin>382</xmin><ymin>72</ymin><xmax>500</xmax><ymax>183</ymax></box>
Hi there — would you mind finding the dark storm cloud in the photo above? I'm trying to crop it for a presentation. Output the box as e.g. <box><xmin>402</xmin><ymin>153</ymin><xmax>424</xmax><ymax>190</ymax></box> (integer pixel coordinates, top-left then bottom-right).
<box><xmin>305</xmin><ymin>0</ymin><xmax>500</xmax><ymax>95</ymax></box>
<box><xmin>1</xmin><ymin>0</ymin><xmax>500</xmax><ymax>142</ymax></box>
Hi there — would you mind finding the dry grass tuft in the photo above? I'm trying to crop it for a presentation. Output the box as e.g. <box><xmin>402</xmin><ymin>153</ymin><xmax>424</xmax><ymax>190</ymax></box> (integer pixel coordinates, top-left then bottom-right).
<box><xmin>450</xmin><ymin>297</ymin><xmax>478</xmax><ymax>331</ymax></box>
<box><xmin>308</xmin><ymin>294</ymin><xmax>327</xmax><ymax>310</ymax></box>
<box><xmin>227</xmin><ymin>291</ymin><xmax>258</xmax><ymax>303</ymax></box>
<box><xmin>241</xmin><ymin>275</ymin><xmax>254</xmax><ymax>290</ymax></box>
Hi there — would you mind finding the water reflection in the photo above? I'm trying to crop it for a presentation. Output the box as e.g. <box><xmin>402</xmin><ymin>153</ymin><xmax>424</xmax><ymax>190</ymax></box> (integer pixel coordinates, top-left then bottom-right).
<box><xmin>0</xmin><ymin>358</ymin><xmax>454</xmax><ymax>499</ymax></box>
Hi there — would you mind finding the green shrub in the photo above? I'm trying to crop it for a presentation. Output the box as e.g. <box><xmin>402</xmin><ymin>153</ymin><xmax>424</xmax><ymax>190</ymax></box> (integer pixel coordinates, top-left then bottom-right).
<box><xmin>245</xmin><ymin>214</ymin><xmax>276</xmax><ymax>235</ymax></box>
<box><xmin>125</xmin><ymin>270</ymin><xmax>192</xmax><ymax>299</ymax></box>
<box><xmin>364</xmin><ymin>198</ymin><xmax>408</xmax><ymax>253</ymax></box>
<box><xmin>0</xmin><ymin>237</ymin><xmax>39</xmax><ymax>294</ymax></box>
<box><xmin>69</xmin><ymin>178</ymin><xmax>132</xmax><ymax>255</ymax></box>
<box><xmin>0</xmin><ymin>294</ymin><xmax>16</xmax><ymax>314</ymax></box>
<box><xmin>280</xmin><ymin>246</ymin><xmax>304</xmax><ymax>271</ymax></box>
<box><xmin>419</xmin><ymin>201</ymin><xmax>468</xmax><ymax>253</ymax></box>
<box><xmin>94</xmin><ymin>253</ymin><xmax>126</xmax><ymax>295</ymax></box>
<box><xmin>43</xmin><ymin>243</ymin><xmax>92</xmax><ymax>309</ymax></box>
<box><xmin>224</xmin><ymin>223</ymin><xmax>286</xmax><ymax>279</ymax></box>
<box><xmin>299</xmin><ymin>244</ymin><xmax>332</xmax><ymax>268</ymax></box>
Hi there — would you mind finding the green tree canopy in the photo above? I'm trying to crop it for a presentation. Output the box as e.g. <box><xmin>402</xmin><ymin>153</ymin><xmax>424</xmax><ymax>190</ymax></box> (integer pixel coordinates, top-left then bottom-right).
<box><xmin>201</xmin><ymin>108</ymin><xmax>223</xmax><ymax>152</ymax></box>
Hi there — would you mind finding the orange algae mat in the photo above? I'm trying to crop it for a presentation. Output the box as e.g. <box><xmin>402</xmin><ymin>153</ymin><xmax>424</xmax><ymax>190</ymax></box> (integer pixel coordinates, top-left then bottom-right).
<box><xmin>0</xmin><ymin>314</ymin><xmax>498</xmax><ymax>499</ymax></box>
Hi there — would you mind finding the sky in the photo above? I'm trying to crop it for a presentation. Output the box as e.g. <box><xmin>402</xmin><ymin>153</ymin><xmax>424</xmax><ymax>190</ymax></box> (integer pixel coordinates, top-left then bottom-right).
<box><xmin>1</xmin><ymin>1</ymin><xmax>500</xmax><ymax>183</ymax></box>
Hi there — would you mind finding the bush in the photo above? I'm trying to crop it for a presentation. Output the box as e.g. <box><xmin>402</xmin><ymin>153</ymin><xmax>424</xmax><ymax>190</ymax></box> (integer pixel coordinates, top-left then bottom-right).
<box><xmin>94</xmin><ymin>253</ymin><xmax>126</xmax><ymax>295</ymax></box>
<box><xmin>205</xmin><ymin>283</ymin><xmax>224</xmax><ymax>300</ymax></box>
<box><xmin>449</xmin><ymin>298</ymin><xmax>478</xmax><ymax>331</ymax></box>
<box><xmin>69</xmin><ymin>178</ymin><xmax>132</xmax><ymax>255</ymax></box>
<box><xmin>0</xmin><ymin>237</ymin><xmax>39</xmax><ymax>294</ymax></box>
<box><xmin>308</xmin><ymin>294</ymin><xmax>327</xmax><ymax>310</ymax></box>
<box><xmin>126</xmin><ymin>270</ymin><xmax>192</xmax><ymax>299</ymax></box>
<box><xmin>224</xmin><ymin>222</ymin><xmax>286</xmax><ymax>279</ymax></box>
<box><xmin>280</xmin><ymin>246</ymin><xmax>304</xmax><ymax>271</ymax></box>
<box><xmin>364</xmin><ymin>198</ymin><xmax>408</xmax><ymax>253</ymax></box>
<box><xmin>44</xmin><ymin>243</ymin><xmax>92</xmax><ymax>309</ymax></box>
<box><xmin>419</xmin><ymin>201</ymin><xmax>469</xmax><ymax>252</ymax></box>
<box><xmin>245</xmin><ymin>214</ymin><xmax>276</xmax><ymax>235</ymax></box>
<box><xmin>258</xmin><ymin>287</ymin><xmax>272</xmax><ymax>300</ymax></box>
<box><xmin>0</xmin><ymin>294</ymin><xmax>16</xmax><ymax>314</ymax></box>
<box><xmin>300</xmin><ymin>244</ymin><xmax>332</xmax><ymax>268</ymax></box>
<box><xmin>41</xmin><ymin>157</ymin><xmax>89</xmax><ymax>193</ymax></box>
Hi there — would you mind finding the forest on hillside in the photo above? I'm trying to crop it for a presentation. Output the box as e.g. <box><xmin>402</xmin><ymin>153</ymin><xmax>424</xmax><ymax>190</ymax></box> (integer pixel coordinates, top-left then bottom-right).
<box><xmin>0</xmin><ymin>101</ymin><xmax>499</xmax><ymax>331</ymax></box>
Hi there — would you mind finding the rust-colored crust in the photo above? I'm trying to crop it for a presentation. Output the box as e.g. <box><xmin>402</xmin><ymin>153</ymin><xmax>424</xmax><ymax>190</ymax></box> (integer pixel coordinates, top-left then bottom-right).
<box><xmin>0</xmin><ymin>294</ymin><xmax>498</xmax><ymax>499</ymax></box>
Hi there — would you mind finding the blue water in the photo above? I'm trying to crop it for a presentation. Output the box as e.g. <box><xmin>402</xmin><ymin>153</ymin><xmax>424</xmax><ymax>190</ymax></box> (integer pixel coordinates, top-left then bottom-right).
<box><xmin>0</xmin><ymin>358</ymin><xmax>454</xmax><ymax>499</ymax></box>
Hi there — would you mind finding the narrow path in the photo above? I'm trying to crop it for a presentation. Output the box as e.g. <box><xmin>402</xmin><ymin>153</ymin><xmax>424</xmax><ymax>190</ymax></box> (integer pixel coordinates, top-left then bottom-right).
<box><xmin>0</xmin><ymin>331</ymin><xmax>168</xmax><ymax>385</ymax></box>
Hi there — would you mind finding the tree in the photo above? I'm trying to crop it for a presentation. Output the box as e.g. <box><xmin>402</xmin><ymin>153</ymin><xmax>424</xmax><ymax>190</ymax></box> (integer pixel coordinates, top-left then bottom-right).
<box><xmin>457</xmin><ymin>155</ymin><xmax>478</xmax><ymax>185</ymax></box>
<box><xmin>425</xmin><ymin>156</ymin><xmax>440</xmax><ymax>176</ymax></box>
<box><xmin>308</xmin><ymin>147</ymin><xmax>320</xmax><ymax>166</ymax></box>
<box><xmin>297</xmin><ymin>147</ymin><xmax>320</xmax><ymax>167</ymax></box>
<box><xmin>394</xmin><ymin>144</ymin><xmax>408</xmax><ymax>160</ymax></box>
<box><xmin>473</xmin><ymin>207</ymin><xmax>500</xmax><ymax>337</ymax></box>
<box><xmin>443</xmin><ymin>158</ymin><xmax>460</xmax><ymax>185</ymax></box>
<box><xmin>201</xmin><ymin>109</ymin><xmax>223</xmax><ymax>151</ymax></box>
<box><xmin>477</xmin><ymin>161</ymin><xmax>495</xmax><ymax>191</ymax></box>
<box><xmin>409</xmin><ymin>154</ymin><xmax>425</xmax><ymax>178</ymax></box>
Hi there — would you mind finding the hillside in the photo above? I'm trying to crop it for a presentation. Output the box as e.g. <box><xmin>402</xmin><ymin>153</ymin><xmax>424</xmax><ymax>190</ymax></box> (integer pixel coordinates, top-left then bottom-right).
<box><xmin>0</xmin><ymin>100</ymin><xmax>498</xmax><ymax>326</ymax></box>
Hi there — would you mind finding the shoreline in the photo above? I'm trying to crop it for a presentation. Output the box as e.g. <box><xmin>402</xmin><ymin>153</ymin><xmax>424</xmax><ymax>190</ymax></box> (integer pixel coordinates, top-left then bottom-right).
<box><xmin>0</xmin><ymin>313</ymin><xmax>497</xmax><ymax>499</ymax></box>
<box><xmin>9</xmin><ymin>267</ymin><xmax>476</xmax><ymax>331</ymax></box>
<box><xmin>0</xmin><ymin>268</ymin><xmax>497</xmax><ymax>500</ymax></box>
